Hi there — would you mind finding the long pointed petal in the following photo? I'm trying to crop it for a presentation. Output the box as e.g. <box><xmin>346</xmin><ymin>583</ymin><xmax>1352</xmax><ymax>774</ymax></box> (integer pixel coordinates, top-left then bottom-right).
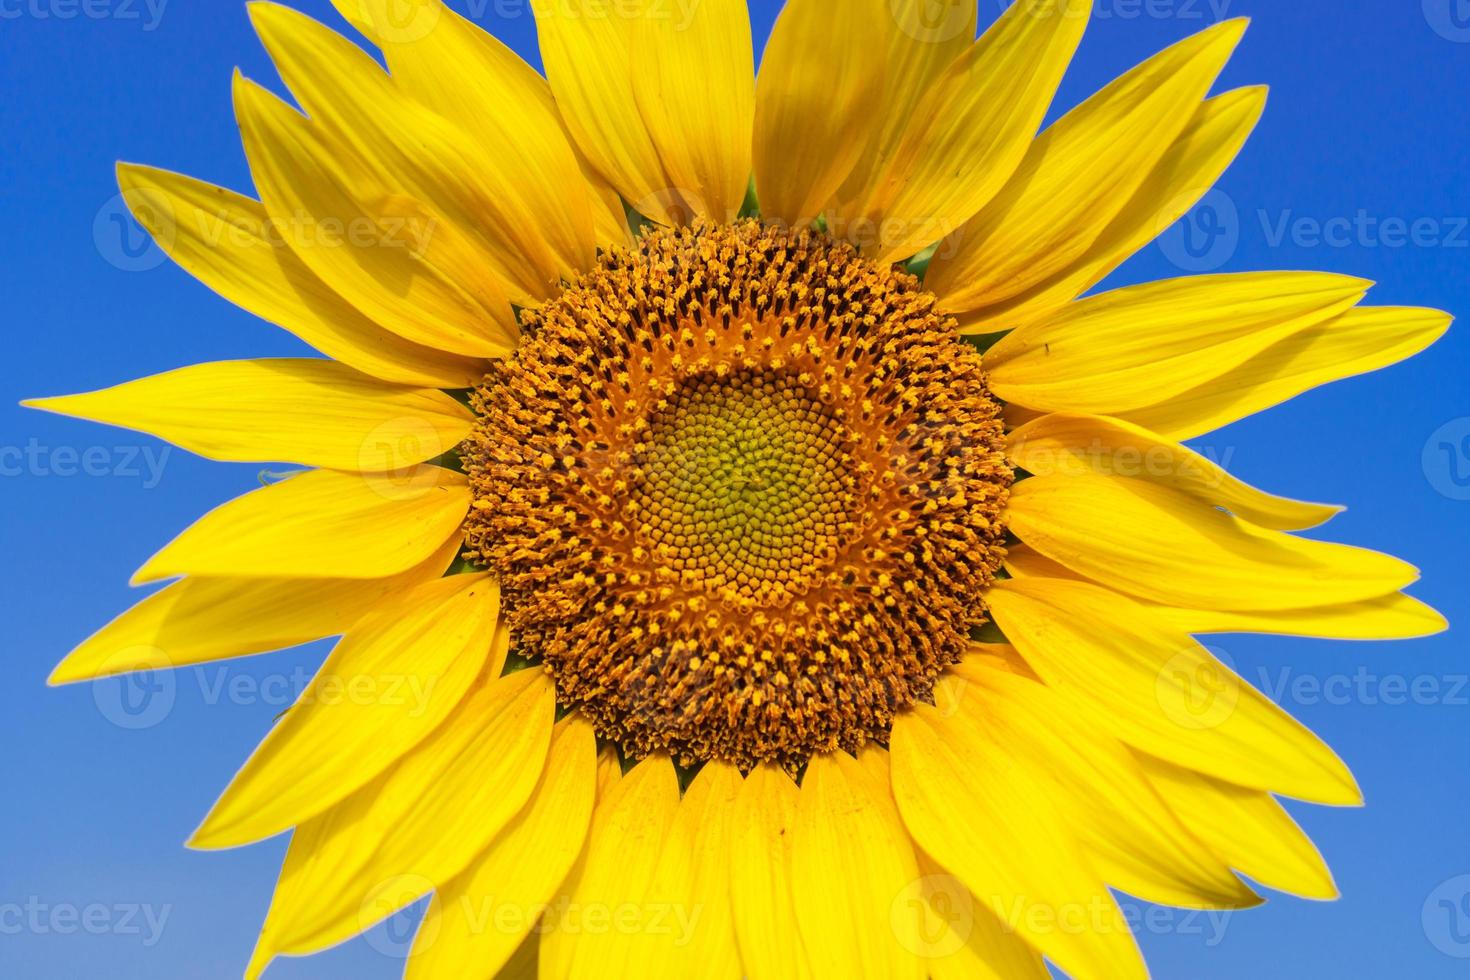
<box><xmin>1007</xmin><ymin>473</ymin><xmax>1418</xmax><ymax>611</ymax></box>
<box><xmin>24</xmin><ymin>358</ymin><xmax>472</xmax><ymax>470</ymax></box>
<box><xmin>987</xmin><ymin>576</ymin><xmax>1363</xmax><ymax>805</ymax></box>
<box><xmin>134</xmin><ymin>467</ymin><xmax>468</xmax><ymax>583</ymax></box>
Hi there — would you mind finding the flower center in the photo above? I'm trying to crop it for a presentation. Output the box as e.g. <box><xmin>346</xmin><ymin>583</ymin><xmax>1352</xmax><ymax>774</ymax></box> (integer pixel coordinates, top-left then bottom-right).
<box><xmin>463</xmin><ymin>220</ymin><xmax>1012</xmax><ymax>771</ymax></box>
<box><xmin>633</xmin><ymin>368</ymin><xmax>853</xmax><ymax>605</ymax></box>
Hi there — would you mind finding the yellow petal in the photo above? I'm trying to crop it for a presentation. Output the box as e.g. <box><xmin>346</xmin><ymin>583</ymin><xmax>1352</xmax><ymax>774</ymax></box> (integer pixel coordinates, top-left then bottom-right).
<box><xmin>24</xmin><ymin>358</ymin><xmax>472</xmax><ymax>470</ymax></box>
<box><xmin>849</xmin><ymin>0</ymin><xmax>1090</xmax><ymax>264</ymax></box>
<box><xmin>829</xmin><ymin>0</ymin><xmax>977</xmax><ymax>236</ymax></box>
<box><xmin>191</xmin><ymin>573</ymin><xmax>500</xmax><ymax>849</ymax></box>
<box><xmin>532</xmin><ymin>0</ymin><xmax>678</xmax><ymax>225</ymax></box>
<box><xmin>406</xmin><ymin>714</ymin><xmax>597</xmax><ymax>980</ymax></box>
<box><xmin>914</xmin><ymin>854</ymin><xmax>1052</xmax><ymax>980</ymax></box>
<box><xmin>493</xmin><ymin>932</ymin><xmax>540</xmax><ymax>980</ymax></box>
<box><xmin>1006</xmin><ymin>543</ymin><xmax>1448</xmax><ymax>641</ymax></box>
<box><xmin>134</xmin><ymin>467</ymin><xmax>468</xmax><ymax>584</ymax></box>
<box><xmin>245</xmin><ymin>669</ymin><xmax>556</xmax><ymax>971</ymax></box>
<box><xmin>953</xmin><ymin>86</ymin><xmax>1266</xmax><ymax>334</ymax></box>
<box><xmin>1136</xmin><ymin>753</ymin><xmax>1339</xmax><ymax>901</ymax></box>
<box><xmin>538</xmin><ymin>756</ymin><xmax>682</xmax><ymax>980</ymax></box>
<box><xmin>752</xmin><ymin>0</ymin><xmax>887</xmax><ymax>226</ymax></box>
<box><xmin>791</xmin><ymin>751</ymin><xmax>923</xmax><ymax>980</ymax></box>
<box><xmin>595</xmin><ymin>744</ymin><xmax>622</xmax><ymax>800</ymax></box>
<box><xmin>987</xmin><ymin>576</ymin><xmax>1362</xmax><ymax>806</ymax></box>
<box><xmin>353</xmin><ymin>0</ymin><xmax>603</xmax><ymax>281</ymax></box>
<box><xmin>891</xmin><ymin>701</ymin><xmax>1147</xmax><ymax>980</ymax></box>
<box><xmin>1007</xmin><ymin>473</ymin><xmax>1418</xmax><ymax>611</ymax></box>
<box><xmin>1121</xmin><ymin>306</ymin><xmax>1453</xmax><ymax>439</ymax></box>
<box><xmin>48</xmin><ymin>534</ymin><xmax>462</xmax><ymax>685</ymax></box>
<box><xmin>1007</xmin><ymin>412</ymin><xmax>1342</xmax><ymax>530</ymax></box>
<box><xmin>233</xmin><ymin>72</ymin><xmax>516</xmax><ymax>355</ymax></box>
<box><xmin>984</xmin><ymin>272</ymin><xmax>1370</xmax><ymax>415</ymax></box>
<box><xmin>1163</xmin><ymin>592</ymin><xmax>1449</xmax><ymax>641</ymax></box>
<box><xmin>928</xmin><ymin>20</ymin><xmax>1246</xmax><ymax>309</ymax></box>
<box><xmin>948</xmin><ymin>659</ymin><xmax>1259</xmax><ymax>910</ymax></box>
<box><xmin>730</xmin><ymin>764</ymin><xmax>814</xmax><ymax>980</ymax></box>
<box><xmin>643</xmin><ymin>762</ymin><xmax>744</xmax><ymax>979</ymax></box>
<box><xmin>251</xmin><ymin>3</ymin><xmax>590</xmax><ymax>302</ymax></box>
<box><xmin>631</xmin><ymin>0</ymin><xmax>753</xmax><ymax>223</ymax></box>
<box><xmin>115</xmin><ymin>164</ymin><xmax>482</xmax><ymax>388</ymax></box>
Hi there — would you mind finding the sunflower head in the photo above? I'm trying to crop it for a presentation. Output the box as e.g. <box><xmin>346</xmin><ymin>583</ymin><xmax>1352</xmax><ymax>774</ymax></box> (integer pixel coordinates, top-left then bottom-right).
<box><xmin>463</xmin><ymin>219</ymin><xmax>1011</xmax><ymax>770</ymax></box>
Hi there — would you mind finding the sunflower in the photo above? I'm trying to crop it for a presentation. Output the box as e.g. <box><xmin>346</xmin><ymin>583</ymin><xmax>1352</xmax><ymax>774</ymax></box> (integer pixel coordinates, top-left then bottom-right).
<box><xmin>28</xmin><ymin>0</ymin><xmax>1450</xmax><ymax>977</ymax></box>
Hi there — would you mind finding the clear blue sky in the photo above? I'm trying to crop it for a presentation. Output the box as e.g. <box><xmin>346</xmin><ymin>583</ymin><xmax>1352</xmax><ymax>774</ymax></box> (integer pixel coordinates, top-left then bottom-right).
<box><xmin>2</xmin><ymin>1</ymin><xmax>1467</xmax><ymax>977</ymax></box>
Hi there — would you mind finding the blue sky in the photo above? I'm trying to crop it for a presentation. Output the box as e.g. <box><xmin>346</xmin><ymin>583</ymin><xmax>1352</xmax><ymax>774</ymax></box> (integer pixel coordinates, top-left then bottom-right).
<box><xmin>2</xmin><ymin>1</ymin><xmax>1468</xmax><ymax>977</ymax></box>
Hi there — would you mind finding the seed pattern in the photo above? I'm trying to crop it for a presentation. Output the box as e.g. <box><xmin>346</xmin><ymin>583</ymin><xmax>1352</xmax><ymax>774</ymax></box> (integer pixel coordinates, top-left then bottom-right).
<box><xmin>463</xmin><ymin>220</ymin><xmax>1011</xmax><ymax>771</ymax></box>
<box><xmin>634</xmin><ymin>369</ymin><xmax>853</xmax><ymax>603</ymax></box>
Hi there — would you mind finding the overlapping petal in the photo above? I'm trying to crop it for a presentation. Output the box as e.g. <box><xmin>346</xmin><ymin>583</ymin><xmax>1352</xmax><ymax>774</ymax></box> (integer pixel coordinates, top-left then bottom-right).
<box><xmin>730</xmin><ymin>765</ymin><xmax>813</xmax><ymax>980</ymax></box>
<box><xmin>115</xmin><ymin>164</ymin><xmax>483</xmax><ymax>386</ymax></box>
<box><xmin>986</xmin><ymin>577</ymin><xmax>1363</xmax><ymax>805</ymax></box>
<box><xmin>836</xmin><ymin>0</ymin><xmax>1090</xmax><ymax>263</ymax></box>
<box><xmin>539</xmin><ymin>757</ymin><xmax>682</xmax><ymax>980</ymax></box>
<box><xmin>752</xmin><ymin>0</ymin><xmax>888</xmax><ymax>226</ymax></box>
<box><xmin>407</xmin><ymin>715</ymin><xmax>598</xmax><ymax>980</ymax></box>
<box><xmin>983</xmin><ymin>272</ymin><xmax>1370</xmax><ymax>415</ymax></box>
<box><xmin>948</xmin><ymin>84</ymin><xmax>1268</xmax><ymax>333</ymax></box>
<box><xmin>49</xmin><ymin>535</ymin><xmax>462</xmax><ymax>685</ymax></box>
<box><xmin>1122</xmin><ymin>306</ymin><xmax>1453</xmax><ymax>439</ymax></box>
<box><xmin>233</xmin><ymin>72</ymin><xmax>517</xmax><ymax>355</ymax></box>
<box><xmin>192</xmin><ymin>573</ymin><xmax>501</xmax><ymax>849</ymax></box>
<box><xmin>892</xmin><ymin>690</ymin><xmax>1147</xmax><ymax>979</ymax></box>
<box><xmin>929</xmin><ymin>19</ymin><xmax>1248</xmax><ymax>311</ymax></box>
<box><xmin>1007</xmin><ymin>412</ymin><xmax>1341</xmax><ymax>531</ymax></box>
<box><xmin>1007</xmin><ymin>473</ymin><xmax>1419</xmax><ymax>611</ymax></box>
<box><xmin>792</xmin><ymin>752</ymin><xmax>923</xmax><ymax>980</ymax></box>
<box><xmin>243</xmin><ymin>669</ymin><xmax>555</xmax><ymax>976</ymax></box>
